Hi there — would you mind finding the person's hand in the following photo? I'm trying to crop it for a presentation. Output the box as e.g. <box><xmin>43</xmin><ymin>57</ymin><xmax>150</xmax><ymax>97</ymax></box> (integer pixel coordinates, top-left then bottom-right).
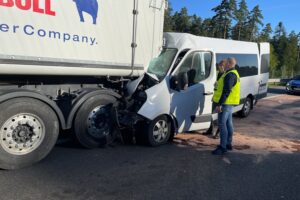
<box><xmin>216</xmin><ymin>106</ymin><xmax>222</xmax><ymax>113</ymax></box>
<box><xmin>214</xmin><ymin>81</ymin><xmax>218</xmax><ymax>88</ymax></box>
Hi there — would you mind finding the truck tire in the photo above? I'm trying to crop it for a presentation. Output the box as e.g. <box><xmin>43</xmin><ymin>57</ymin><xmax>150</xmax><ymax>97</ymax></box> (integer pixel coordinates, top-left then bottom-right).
<box><xmin>74</xmin><ymin>95</ymin><xmax>117</xmax><ymax>148</ymax></box>
<box><xmin>141</xmin><ymin>116</ymin><xmax>171</xmax><ymax>147</ymax></box>
<box><xmin>0</xmin><ymin>98</ymin><xmax>59</xmax><ymax>170</ymax></box>
<box><xmin>238</xmin><ymin>97</ymin><xmax>252</xmax><ymax>118</ymax></box>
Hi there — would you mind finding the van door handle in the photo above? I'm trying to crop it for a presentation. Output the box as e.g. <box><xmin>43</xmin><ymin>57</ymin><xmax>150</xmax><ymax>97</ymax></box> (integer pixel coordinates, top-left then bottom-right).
<box><xmin>203</xmin><ymin>91</ymin><xmax>213</xmax><ymax>95</ymax></box>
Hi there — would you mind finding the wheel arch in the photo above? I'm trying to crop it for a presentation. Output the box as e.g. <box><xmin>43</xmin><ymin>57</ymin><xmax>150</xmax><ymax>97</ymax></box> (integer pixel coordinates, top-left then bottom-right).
<box><xmin>163</xmin><ymin>114</ymin><xmax>178</xmax><ymax>136</ymax></box>
<box><xmin>0</xmin><ymin>89</ymin><xmax>66</xmax><ymax>129</ymax></box>
<box><xmin>66</xmin><ymin>89</ymin><xmax>121</xmax><ymax>129</ymax></box>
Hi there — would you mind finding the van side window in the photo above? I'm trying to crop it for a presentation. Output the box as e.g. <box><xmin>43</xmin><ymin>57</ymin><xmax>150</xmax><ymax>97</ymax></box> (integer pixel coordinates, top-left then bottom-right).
<box><xmin>260</xmin><ymin>54</ymin><xmax>270</xmax><ymax>74</ymax></box>
<box><xmin>216</xmin><ymin>53</ymin><xmax>258</xmax><ymax>77</ymax></box>
<box><xmin>175</xmin><ymin>51</ymin><xmax>212</xmax><ymax>87</ymax></box>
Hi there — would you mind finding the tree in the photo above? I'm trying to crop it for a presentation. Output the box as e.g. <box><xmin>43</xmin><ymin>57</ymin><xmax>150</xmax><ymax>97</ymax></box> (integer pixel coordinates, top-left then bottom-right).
<box><xmin>295</xmin><ymin>44</ymin><xmax>300</xmax><ymax>76</ymax></box>
<box><xmin>296</xmin><ymin>34</ymin><xmax>300</xmax><ymax>76</ymax></box>
<box><xmin>163</xmin><ymin>0</ymin><xmax>174</xmax><ymax>32</ymax></box>
<box><xmin>259</xmin><ymin>23</ymin><xmax>272</xmax><ymax>42</ymax></box>
<box><xmin>269</xmin><ymin>44</ymin><xmax>280</xmax><ymax>78</ymax></box>
<box><xmin>201</xmin><ymin>18</ymin><xmax>215</xmax><ymax>37</ymax></box>
<box><xmin>161</xmin><ymin>1</ymin><xmax>297</xmax><ymax>79</ymax></box>
<box><xmin>283</xmin><ymin>32</ymin><xmax>299</xmax><ymax>77</ymax></box>
<box><xmin>189</xmin><ymin>15</ymin><xmax>202</xmax><ymax>36</ymax></box>
<box><xmin>273</xmin><ymin>22</ymin><xmax>287</xmax><ymax>40</ymax></box>
<box><xmin>232</xmin><ymin>0</ymin><xmax>249</xmax><ymax>40</ymax></box>
<box><xmin>211</xmin><ymin>0</ymin><xmax>236</xmax><ymax>39</ymax></box>
<box><xmin>173</xmin><ymin>7</ymin><xmax>191</xmax><ymax>33</ymax></box>
<box><xmin>271</xmin><ymin>22</ymin><xmax>288</xmax><ymax>77</ymax></box>
<box><xmin>245</xmin><ymin>5</ymin><xmax>264</xmax><ymax>41</ymax></box>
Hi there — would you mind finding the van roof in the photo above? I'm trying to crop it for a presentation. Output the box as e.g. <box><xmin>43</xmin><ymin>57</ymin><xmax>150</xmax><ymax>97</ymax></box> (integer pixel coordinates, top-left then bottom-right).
<box><xmin>164</xmin><ymin>32</ymin><xmax>260</xmax><ymax>54</ymax></box>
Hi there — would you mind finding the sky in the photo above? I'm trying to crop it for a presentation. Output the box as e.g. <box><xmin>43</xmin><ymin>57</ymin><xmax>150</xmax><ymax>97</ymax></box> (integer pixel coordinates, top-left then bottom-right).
<box><xmin>169</xmin><ymin>0</ymin><xmax>300</xmax><ymax>34</ymax></box>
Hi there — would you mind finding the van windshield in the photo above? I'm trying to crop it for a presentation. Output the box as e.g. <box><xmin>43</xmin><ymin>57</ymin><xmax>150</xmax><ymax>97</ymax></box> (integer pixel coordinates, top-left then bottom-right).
<box><xmin>147</xmin><ymin>48</ymin><xmax>177</xmax><ymax>80</ymax></box>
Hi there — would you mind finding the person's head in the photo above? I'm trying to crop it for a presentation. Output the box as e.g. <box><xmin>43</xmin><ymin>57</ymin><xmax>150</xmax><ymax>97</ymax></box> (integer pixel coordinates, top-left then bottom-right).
<box><xmin>218</xmin><ymin>59</ymin><xmax>227</xmax><ymax>73</ymax></box>
<box><xmin>227</xmin><ymin>57</ymin><xmax>237</xmax><ymax>70</ymax></box>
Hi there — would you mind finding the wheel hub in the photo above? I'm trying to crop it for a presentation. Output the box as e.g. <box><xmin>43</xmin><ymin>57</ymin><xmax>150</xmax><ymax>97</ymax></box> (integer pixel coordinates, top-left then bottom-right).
<box><xmin>244</xmin><ymin>101</ymin><xmax>251</xmax><ymax>112</ymax></box>
<box><xmin>87</xmin><ymin>106</ymin><xmax>111</xmax><ymax>139</ymax></box>
<box><xmin>0</xmin><ymin>114</ymin><xmax>45</xmax><ymax>155</ymax></box>
<box><xmin>153</xmin><ymin>120</ymin><xmax>168</xmax><ymax>143</ymax></box>
<box><xmin>12</xmin><ymin>125</ymin><xmax>34</xmax><ymax>144</ymax></box>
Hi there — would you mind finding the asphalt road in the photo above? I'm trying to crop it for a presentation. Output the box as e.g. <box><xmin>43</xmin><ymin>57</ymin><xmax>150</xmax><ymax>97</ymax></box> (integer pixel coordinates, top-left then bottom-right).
<box><xmin>267</xmin><ymin>86</ymin><xmax>287</xmax><ymax>96</ymax></box>
<box><xmin>0</xmin><ymin>88</ymin><xmax>300</xmax><ymax>200</ymax></box>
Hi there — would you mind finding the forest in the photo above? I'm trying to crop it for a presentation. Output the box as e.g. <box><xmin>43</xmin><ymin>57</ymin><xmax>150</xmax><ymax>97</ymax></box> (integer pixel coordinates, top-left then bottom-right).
<box><xmin>163</xmin><ymin>0</ymin><xmax>300</xmax><ymax>78</ymax></box>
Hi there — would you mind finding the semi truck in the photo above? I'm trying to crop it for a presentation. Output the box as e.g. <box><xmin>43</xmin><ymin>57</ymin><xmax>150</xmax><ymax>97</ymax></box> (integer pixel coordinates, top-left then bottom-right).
<box><xmin>0</xmin><ymin>0</ymin><xmax>166</xmax><ymax>169</ymax></box>
<box><xmin>0</xmin><ymin>0</ymin><xmax>269</xmax><ymax>170</ymax></box>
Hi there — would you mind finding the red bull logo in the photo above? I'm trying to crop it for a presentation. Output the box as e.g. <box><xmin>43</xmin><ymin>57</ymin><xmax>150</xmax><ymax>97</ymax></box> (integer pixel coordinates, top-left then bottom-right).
<box><xmin>0</xmin><ymin>0</ymin><xmax>56</xmax><ymax>16</ymax></box>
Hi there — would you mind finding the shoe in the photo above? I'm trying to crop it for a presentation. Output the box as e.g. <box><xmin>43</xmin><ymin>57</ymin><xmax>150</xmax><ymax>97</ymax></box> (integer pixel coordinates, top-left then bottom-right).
<box><xmin>212</xmin><ymin>146</ymin><xmax>227</xmax><ymax>155</ymax></box>
<box><xmin>226</xmin><ymin>144</ymin><xmax>233</xmax><ymax>151</ymax></box>
<box><xmin>213</xmin><ymin>134</ymin><xmax>220</xmax><ymax>139</ymax></box>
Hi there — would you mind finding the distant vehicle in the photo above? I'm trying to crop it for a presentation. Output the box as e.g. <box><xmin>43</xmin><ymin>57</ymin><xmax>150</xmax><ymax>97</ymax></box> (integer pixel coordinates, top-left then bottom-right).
<box><xmin>286</xmin><ymin>75</ymin><xmax>300</xmax><ymax>94</ymax></box>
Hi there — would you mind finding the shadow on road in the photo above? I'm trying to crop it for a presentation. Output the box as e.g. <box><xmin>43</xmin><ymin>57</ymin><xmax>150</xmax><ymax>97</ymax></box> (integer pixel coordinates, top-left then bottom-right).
<box><xmin>268</xmin><ymin>87</ymin><xmax>286</xmax><ymax>94</ymax></box>
<box><xmin>55</xmin><ymin>133</ymin><xmax>84</xmax><ymax>149</ymax></box>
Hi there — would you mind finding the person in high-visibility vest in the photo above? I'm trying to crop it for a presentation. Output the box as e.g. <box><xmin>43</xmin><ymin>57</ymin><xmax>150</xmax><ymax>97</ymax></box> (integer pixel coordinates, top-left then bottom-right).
<box><xmin>210</xmin><ymin>59</ymin><xmax>227</xmax><ymax>139</ymax></box>
<box><xmin>212</xmin><ymin>57</ymin><xmax>240</xmax><ymax>155</ymax></box>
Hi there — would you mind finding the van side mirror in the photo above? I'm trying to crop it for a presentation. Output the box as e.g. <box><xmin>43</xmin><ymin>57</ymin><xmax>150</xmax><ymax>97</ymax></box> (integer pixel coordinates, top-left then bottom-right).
<box><xmin>170</xmin><ymin>72</ymin><xmax>188</xmax><ymax>91</ymax></box>
<box><xmin>170</xmin><ymin>75</ymin><xmax>179</xmax><ymax>91</ymax></box>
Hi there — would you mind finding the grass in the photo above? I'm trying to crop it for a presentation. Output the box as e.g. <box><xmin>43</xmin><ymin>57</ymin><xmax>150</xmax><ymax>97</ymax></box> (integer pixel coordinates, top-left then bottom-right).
<box><xmin>268</xmin><ymin>82</ymin><xmax>286</xmax><ymax>87</ymax></box>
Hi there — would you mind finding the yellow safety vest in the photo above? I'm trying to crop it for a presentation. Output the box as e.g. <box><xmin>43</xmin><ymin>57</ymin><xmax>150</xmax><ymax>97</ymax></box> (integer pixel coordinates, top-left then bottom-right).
<box><xmin>212</xmin><ymin>69</ymin><xmax>240</xmax><ymax>105</ymax></box>
<box><xmin>214</xmin><ymin>70</ymin><xmax>222</xmax><ymax>91</ymax></box>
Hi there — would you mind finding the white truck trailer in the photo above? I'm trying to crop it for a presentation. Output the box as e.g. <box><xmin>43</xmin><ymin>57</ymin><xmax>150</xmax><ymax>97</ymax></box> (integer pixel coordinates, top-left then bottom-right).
<box><xmin>0</xmin><ymin>0</ymin><xmax>166</xmax><ymax>169</ymax></box>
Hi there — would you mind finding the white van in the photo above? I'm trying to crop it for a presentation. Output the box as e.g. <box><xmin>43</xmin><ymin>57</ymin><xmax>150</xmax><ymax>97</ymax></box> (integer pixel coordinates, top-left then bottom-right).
<box><xmin>127</xmin><ymin>33</ymin><xmax>269</xmax><ymax>145</ymax></box>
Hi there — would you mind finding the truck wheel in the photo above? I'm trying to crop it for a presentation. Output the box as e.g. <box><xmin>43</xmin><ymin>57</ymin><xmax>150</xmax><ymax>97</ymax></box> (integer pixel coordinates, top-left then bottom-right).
<box><xmin>143</xmin><ymin>116</ymin><xmax>171</xmax><ymax>146</ymax></box>
<box><xmin>74</xmin><ymin>95</ymin><xmax>117</xmax><ymax>148</ymax></box>
<box><xmin>238</xmin><ymin>97</ymin><xmax>252</xmax><ymax>118</ymax></box>
<box><xmin>0</xmin><ymin>98</ymin><xmax>59</xmax><ymax>170</ymax></box>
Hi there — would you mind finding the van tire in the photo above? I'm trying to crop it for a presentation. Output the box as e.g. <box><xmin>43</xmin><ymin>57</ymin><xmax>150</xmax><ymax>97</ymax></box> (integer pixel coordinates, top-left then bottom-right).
<box><xmin>0</xmin><ymin>98</ymin><xmax>59</xmax><ymax>170</ymax></box>
<box><xmin>74</xmin><ymin>95</ymin><xmax>117</xmax><ymax>149</ymax></box>
<box><xmin>143</xmin><ymin>116</ymin><xmax>171</xmax><ymax>147</ymax></box>
<box><xmin>238</xmin><ymin>97</ymin><xmax>252</xmax><ymax>118</ymax></box>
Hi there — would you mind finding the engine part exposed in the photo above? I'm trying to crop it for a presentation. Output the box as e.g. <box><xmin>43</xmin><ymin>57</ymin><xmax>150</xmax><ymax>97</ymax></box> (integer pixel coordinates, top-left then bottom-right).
<box><xmin>127</xmin><ymin>73</ymin><xmax>158</xmax><ymax>112</ymax></box>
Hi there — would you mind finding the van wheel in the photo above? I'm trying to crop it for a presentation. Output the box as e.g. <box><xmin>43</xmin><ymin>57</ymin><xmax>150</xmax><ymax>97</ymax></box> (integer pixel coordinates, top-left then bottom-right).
<box><xmin>238</xmin><ymin>97</ymin><xmax>252</xmax><ymax>118</ymax></box>
<box><xmin>74</xmin><ymin>95</ymin><xmax>117</xmax><ymax>149</ymax></box>
<box><xmin>143</xmin><ymin>116</ymin><xmax>171</xmax><ymax>146</ymax></box>
<box><xmin>0</xmin><ymin>98</ymin><xmax>59</xmax><ymax>170</ymax></box>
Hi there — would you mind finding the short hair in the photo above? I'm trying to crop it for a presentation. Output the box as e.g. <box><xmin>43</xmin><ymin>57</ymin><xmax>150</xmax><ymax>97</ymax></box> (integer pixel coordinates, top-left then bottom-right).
<box><xmin>219</xmin><ymin>59</ymin><xmax>227</xmax><ymax>66</ymax></box>
<box><xmin>228</xmin><ymin>57</ymin><xmax>237</xmax><ymax>67</ymax></box>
